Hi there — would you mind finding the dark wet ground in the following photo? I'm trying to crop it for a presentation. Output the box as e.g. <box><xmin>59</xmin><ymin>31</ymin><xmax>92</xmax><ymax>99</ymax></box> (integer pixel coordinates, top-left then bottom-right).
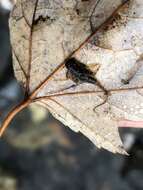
<box><xmin>0</xmin><ymin>6</ymin><xmax>143</xmax><ymax>190</ymax></box>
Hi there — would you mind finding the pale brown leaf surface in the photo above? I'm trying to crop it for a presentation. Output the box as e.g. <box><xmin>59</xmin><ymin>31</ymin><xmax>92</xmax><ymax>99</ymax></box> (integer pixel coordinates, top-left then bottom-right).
<box><xmin>7</xmin><ymin>0</ymin><xmax>143</xmax><ymax>154</ymax></box>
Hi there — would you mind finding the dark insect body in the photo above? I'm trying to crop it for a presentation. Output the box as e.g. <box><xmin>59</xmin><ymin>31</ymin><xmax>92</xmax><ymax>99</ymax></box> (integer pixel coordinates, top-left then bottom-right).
<box><xmin>65</xmin><ymin>58</ymin><xmax>107</xmax><ymax>92</ymax></box>
<box><xmin>65</xmin><ymin>58</ymin><xmax>109</xmax><ymax>110</ymax></box>
<box><xmin>65</xmin><ymin>58</ymin><xmax>98</xmax><ymax>84</ymax></box>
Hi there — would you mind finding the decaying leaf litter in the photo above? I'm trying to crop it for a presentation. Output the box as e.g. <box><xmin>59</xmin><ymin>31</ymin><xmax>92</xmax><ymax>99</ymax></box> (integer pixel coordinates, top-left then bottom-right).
<box><xmin>1</xmin><ymin>0</ymin><xmax>143</xmax><ymax>154</ymax></box>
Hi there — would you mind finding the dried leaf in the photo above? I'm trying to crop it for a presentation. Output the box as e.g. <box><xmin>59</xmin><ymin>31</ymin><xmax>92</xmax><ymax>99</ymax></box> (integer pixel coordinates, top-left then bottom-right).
<box><xmin>3</xmin><ymin>0</ymin><xmax>143</xmax><ymax>154</ymax></box>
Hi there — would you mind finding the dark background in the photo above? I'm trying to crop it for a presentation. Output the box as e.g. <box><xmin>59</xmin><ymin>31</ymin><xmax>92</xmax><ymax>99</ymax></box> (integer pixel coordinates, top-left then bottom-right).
<box><xmin>0</xmin><ymin>5</ymin><xmax>143</xmax><ymax>190</ymax></box>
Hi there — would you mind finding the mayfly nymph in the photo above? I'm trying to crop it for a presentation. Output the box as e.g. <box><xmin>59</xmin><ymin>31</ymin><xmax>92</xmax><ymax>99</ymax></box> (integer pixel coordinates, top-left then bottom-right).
<box><xmin>65</xmin><ymin>57</ymin><xmax>109</xmax><ymax>110</ymax></box>
<box><xmin>65</xmin><ymin>57</ymin><xmax>98</xmax><ymax>84</ymax></box>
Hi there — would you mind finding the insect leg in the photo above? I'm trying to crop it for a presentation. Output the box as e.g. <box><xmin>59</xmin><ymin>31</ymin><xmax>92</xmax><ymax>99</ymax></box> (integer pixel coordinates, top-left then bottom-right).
<box><xmin>59</xmin><ymin>84</ymin><xmax>77</xmax><ymax>91</ymax></box>
<box><xmin>93</xmin><ymin>91</ymin><xmax>109</xmax><ymax>112</ymax></box>
<box><xmin>49</xmin><ymin>84</ymin><xmax>78</xmax><ymax>95</ymax></box>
